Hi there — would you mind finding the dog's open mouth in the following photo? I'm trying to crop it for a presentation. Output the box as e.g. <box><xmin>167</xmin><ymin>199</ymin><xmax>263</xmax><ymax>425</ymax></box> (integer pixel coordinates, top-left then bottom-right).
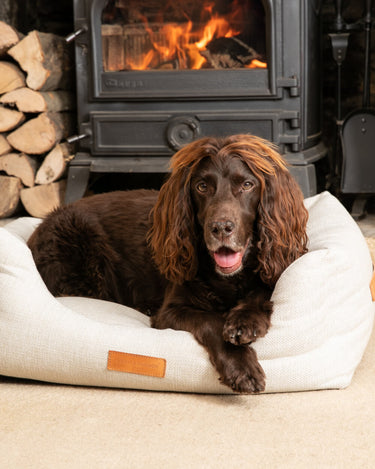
<box><xmin>212</xmin><ymin>247</ymin><xmax>244</xmax><ymax>276</ymax></box>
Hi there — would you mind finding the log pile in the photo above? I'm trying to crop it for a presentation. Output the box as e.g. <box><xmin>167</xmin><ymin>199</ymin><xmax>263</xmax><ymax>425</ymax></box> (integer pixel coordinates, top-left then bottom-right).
<box><xmin>0</xmin><ymin>21</ymin><xmax>76</xmax><ymax>219</ymax></box>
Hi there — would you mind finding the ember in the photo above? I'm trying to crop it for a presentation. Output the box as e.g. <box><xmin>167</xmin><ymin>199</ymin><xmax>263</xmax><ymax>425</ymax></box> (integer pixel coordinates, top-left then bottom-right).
<box><xmin>101</xmin><ymin>0</ymin><xmax>267</xmax><ymax>71</ymax></box>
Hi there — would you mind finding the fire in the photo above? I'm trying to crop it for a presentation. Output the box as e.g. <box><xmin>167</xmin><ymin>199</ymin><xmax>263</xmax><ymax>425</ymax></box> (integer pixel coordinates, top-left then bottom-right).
<box><xmin>120</xmin><ymin>3</ymin><xmax>266</xmax><ymax>71</ymax></box>
<box><xmin>188</xmin><ymin>13</ymin><xmax>240</xmax><ymax>70</ymax></box>
<box><xmin>195</xmin><ymin>14</ymin><xmax>239</xmax><ymax>49</ymax></box>
<box><xmin>246</xmin><ymin>59</ymin><xmax>267</xmax><ymax>69</ymax></box>
<box><xmin>145</xmin><ymin>21</ymin><xmax>193</xmax><ymax>69</ymax></box>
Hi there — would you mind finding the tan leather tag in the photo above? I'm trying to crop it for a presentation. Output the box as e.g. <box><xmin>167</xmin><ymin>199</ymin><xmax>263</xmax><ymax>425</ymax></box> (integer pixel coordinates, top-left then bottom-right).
<box><xmin>107</xmin><ymin>350</ymin><xmax>166</xmax><ymax>378</ymax></box>
<box><xmin>371</xmin><ymin>270</ymin><xmax>375</xmax><ymax>302</ymax></box>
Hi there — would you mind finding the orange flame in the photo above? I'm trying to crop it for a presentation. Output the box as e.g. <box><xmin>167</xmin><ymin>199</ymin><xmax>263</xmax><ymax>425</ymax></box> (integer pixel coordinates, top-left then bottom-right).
<box><xmin>195</xmin><ymin>14</ymin><xmax>239</xmax><ymax>49</ymax></box>
<box><xmin>246</xmin><ymin>59</ymin><xmax>267</xmax><ymax>69</ymax></box>
<box><xmin>124</xmin><ymin>4</ymin><xmax>266</xmax><ymax>71</ymax></box>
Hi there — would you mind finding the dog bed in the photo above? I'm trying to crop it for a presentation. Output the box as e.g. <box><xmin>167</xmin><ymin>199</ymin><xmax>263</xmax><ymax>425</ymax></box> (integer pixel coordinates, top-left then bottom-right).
<box><xmin>0</xmin><ymin>191</ymin><xmax>373</xmax><ymax>394</ymax></box>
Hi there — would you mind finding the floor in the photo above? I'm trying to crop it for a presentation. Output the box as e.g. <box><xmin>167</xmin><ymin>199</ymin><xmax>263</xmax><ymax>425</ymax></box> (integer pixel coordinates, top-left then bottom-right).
<box><xmin>356</xmin><ymin>214</ymin><xmax>375</xmax><ymax>238</ymax></box>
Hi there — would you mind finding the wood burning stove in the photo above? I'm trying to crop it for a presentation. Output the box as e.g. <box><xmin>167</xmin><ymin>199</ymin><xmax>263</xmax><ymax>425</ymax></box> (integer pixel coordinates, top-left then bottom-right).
<box><xmin>67</xmin><ymin>0</ymin><xmax>326</xmax><ymax>202</ymax></box>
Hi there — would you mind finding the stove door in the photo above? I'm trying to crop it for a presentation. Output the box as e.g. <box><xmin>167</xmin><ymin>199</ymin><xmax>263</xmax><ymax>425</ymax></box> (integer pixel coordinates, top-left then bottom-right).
<box><xmin>87</xmin><ymin>0</ymin><xmax>274</xmax><ymax>100</ymax></box>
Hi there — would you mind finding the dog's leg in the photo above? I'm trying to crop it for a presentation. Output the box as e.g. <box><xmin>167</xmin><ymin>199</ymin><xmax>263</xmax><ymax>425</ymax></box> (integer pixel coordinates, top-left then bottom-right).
<box><xmin>222</xmin><ymin>289</ymin><xmax>273</xmax><ymax>346</ymax></box>
<box><xmin>152</xmin><ymin>287</ymin><xmax>266</xmax><ymax>393</ymax></box>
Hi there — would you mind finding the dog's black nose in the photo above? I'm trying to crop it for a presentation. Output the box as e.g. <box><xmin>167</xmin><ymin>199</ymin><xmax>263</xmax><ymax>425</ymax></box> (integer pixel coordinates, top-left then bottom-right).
<box><xmin>210</xmin><ymin>220</ymin><xmax>235</xmax><ymax>238</ymax></box>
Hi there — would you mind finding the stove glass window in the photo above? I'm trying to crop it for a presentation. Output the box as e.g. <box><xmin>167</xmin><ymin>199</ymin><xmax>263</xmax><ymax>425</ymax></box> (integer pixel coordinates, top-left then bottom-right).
<box><xmin>101</xmin><ymin>0</ymin><xmax>266</xmax><ymax>71</ymax></box>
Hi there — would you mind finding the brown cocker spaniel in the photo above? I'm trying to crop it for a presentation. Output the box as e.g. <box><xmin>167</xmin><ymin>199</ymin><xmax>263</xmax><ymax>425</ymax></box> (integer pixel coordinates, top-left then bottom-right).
<box><xmin>28</xmin><ymin>134</ymin><xmax>308</xmax><ymax>393</ymax></box>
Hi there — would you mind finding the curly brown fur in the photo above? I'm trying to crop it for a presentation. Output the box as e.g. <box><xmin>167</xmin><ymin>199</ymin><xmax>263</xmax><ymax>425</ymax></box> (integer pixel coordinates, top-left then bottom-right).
<box><xmin>28</xmin><ymin>134</ymin><xmax>308</xmax><ymax>393</ymax></box>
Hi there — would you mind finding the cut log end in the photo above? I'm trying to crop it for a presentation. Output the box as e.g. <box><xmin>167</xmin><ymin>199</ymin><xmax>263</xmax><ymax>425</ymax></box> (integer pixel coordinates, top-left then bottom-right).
<box><xmin>8</xmin><ymin>30</ymin><xmax>74</xmax><ymax>91</ymax></box>
<box><xmin>0</xmin><ymin>175</ymin><xmax>22</xmax><ymax>218</ymax></box>
<box><xmin>35</xmin><ymin>143</ymin><xmax>73</xmax><ymax>184</ymax></box>
<box><xmin>0</xmin><ymin>21</ymin><xmax>21</xmax><ymax>56</ymax></box>
<box><xmin>0</xmin><ymin>105</ymin><xmax>25</xmax><ymax>132</ymax></box>
<box><xmin>20</xmin><ymin>180</ymin><xmax>66</xmax><ymax>218</ymax></box>
<box><xmin>0</xmin><ymin>134</ymin><xmax>12</xmax><ymax>156</ymax></box>
<box><xmin>0</xmin><ymin>152</ymin><xmax>37</xmax><ymax>187</ymax></box>
<box><xmin>7</xmin><ymin>112</ymin><xmax>75</xmax><ymax>154</ymax></box>
<box><xmin>0</xmin><ymin>88</ymin><xmax>75</xmax><ymax>113</ymax></box>
<box><xmin>0</xmin><ymin>61</ymin><xmax>26</xmax><ymax>94</ymax></box>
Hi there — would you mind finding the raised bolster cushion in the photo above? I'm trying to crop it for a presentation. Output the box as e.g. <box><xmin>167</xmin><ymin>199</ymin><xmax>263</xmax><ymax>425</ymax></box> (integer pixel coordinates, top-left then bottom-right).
<box><xmin>0</xmin><ymin>191</ymin><xmax>373</xmax><ymax>393</ymax></box>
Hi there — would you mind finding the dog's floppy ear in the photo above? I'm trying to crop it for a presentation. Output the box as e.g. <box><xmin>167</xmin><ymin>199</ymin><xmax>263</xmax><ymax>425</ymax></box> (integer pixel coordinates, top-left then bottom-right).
<box><xmin>256</xmin><ymin>167</ymin><xmax>308</xmax><ymax>285</ymax></box>
<box><xmin>148</xmin><ymin>165</ymin><xmax>198</xmax><ymax>285</ymax></box>
<box><xmin>149</xmin><ymin>137</ymin><xmax>217</xmax><ymax>284</ymax></box>
<box><xmin>229</xmin><ymin>134</ymin><xmax>308</xmax><ymax>286</ymax></box>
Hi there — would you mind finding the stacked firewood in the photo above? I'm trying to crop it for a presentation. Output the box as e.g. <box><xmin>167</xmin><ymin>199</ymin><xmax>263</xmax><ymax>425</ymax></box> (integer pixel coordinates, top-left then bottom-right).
<box><xmin>0</xmin><ymin>21</ymin><xmax>76</xmax><ymax>219</ymax></box>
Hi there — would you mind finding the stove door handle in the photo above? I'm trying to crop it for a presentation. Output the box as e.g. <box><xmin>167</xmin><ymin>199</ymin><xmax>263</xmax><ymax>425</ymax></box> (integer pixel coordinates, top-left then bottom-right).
<box><xmin>65</xmin><ymin>27</ymin><xmax>87</xmax><ymax>44</ymax></box>
<box><xmin>66</xmin><ymin>133</ymin><xmax>90</xmax><ymax>144</ymax></box>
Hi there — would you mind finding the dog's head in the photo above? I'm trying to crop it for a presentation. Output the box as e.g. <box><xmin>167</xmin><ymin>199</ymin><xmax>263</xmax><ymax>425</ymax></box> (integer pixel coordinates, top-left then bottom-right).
<box><xmin>190</xmin><ymin>152</ymin><xmax>261</xmax><ymax>277</ymax></box>
<box><xmin>149</xmin><ymin>134</ymin><xmax>308</xmax><ymax>285</ymax></box>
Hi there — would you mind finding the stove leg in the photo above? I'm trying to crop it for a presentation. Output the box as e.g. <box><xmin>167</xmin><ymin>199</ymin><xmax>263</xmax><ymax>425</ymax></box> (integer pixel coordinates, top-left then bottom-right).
<box><xmin>350</xmin><ymin>195</ymin><xmax>367</xmax><ymax>221</ymax></box>
<box><xmin>65</xmin><ymin>165</ymin><xmax>90</xmax><ymax>204</ymax></box>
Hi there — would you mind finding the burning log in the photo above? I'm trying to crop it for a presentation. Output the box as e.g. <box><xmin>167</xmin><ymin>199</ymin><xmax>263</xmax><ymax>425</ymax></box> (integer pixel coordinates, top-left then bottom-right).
<box><xmin>102</xmin><ymin>25</ymin><xmax>126</xmax><ymax>71</ymax></box>
<box><xmin>200</xmin><ymin>37</ymin><xmax>260</xmax><ymax>69</ymax></box>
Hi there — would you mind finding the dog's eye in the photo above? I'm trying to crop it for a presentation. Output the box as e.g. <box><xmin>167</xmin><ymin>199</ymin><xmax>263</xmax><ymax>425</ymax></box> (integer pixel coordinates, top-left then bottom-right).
<box><xmin>242</xmin><ymin>181</ymin><xmax>254</xmax><ymax>191</ymax></box>
<box><xmin>196</xmin><ymin>182</ymin><xmax>208</xmax><ymax>193</ymax></box>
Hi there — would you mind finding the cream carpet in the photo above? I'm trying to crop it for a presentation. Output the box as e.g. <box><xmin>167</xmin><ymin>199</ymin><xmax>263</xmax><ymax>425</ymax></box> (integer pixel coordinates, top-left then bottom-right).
<box><xmin>0</xmin><ymin>326</ymin><xmax>374</xmax><ymax>469</ymax></box>
<box><xmin>0</xmin><ymin>238</ymin><xmax>374</xmax><ymax>468</ymax></box>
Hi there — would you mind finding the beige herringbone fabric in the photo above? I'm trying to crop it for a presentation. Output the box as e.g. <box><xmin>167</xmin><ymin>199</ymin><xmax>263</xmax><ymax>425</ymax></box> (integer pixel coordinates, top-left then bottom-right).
<box><xmin>0</xmin><ymin>191</ymin><xmax>373</xmax><ymax>394</ymax></box>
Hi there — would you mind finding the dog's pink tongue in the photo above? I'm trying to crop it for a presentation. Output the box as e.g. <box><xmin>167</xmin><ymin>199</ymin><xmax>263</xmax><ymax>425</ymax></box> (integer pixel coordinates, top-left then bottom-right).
<box><xmin>214</xmin><ymin>249</ymin><xmax>242</xmax><ymax>269</ymax></box>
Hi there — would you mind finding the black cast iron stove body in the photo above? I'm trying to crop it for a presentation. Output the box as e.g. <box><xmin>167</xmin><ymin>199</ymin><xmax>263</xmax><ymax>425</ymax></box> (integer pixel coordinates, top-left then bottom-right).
<box><xmin>67</xmin><ymin>0</ymin><xmax>326</xmax><ymax>202</ymax></box>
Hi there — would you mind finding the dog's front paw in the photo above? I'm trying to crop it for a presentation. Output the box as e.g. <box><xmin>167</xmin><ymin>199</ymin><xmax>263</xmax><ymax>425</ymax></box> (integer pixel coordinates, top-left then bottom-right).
<box><xmin>219</xmin><ymin>347</ymin><xmax>266</xmax><ymax>393</ymax></box>
<box><xmin>223</xmin><ymin>311</ymin><xmax>270</xmax><ymax>346</ymax></box>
